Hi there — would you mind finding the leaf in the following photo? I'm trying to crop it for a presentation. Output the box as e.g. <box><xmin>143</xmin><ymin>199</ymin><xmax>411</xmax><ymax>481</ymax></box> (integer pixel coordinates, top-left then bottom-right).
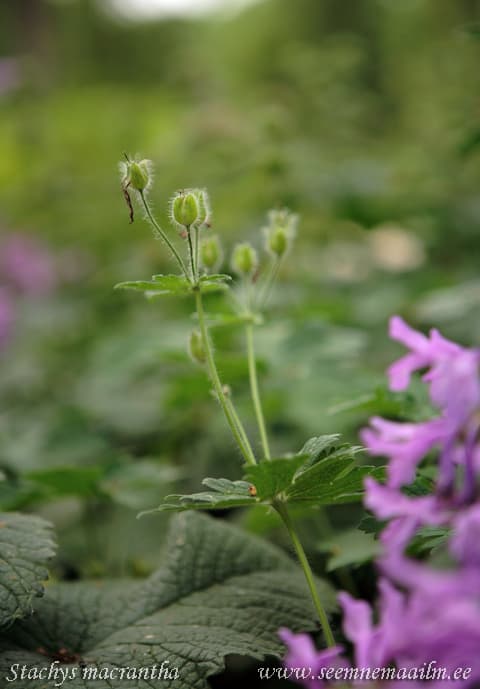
<box><xmin>25</xmin><ymin>466</ymin><xmax>103</xmax><ymax>498</ymax></box>
<box><xmin>0</xmin><ymin>513</ymin><xmax>56</xmax><ymax>628</ymax></box>
<box><xmin>142</xmin><ymin>477</ymin><xmax>256</xmax><ymax>513</ymax></box>
<box><xmin>0</xmin><ymin>513</ymin><xmax>334</xmax><ymax>689</ymax></box>
<box><xmin>101</xmin><ymin>461</ymin><xmax>183</xmax><ymax>511</ymax></box>
<box><xmin>244</xmin><ymin>456</ymin><xmax>307</xmax><ymax>500</ymax></box>
<box><xmin>114</xmin><ymin>273</ymin><xmax>231</xmax><ymax>298</ymax></box>
<box><xmin>154</xmin><ymin>436</ymin><xmax>382</xmax><ymax>514</ymax></box>
<box><xmin>318</xmin><ymin>528</ymin><xmax>379</xmax><ymax>572</ymax></box>
<box><xmin>280</xmin><ymin>435</ymin><xmax>384</xmax><ymax>506</ymax></box>
<box><xmin>114</xmin><ymin>274</ymin><xmax>192</xmax><ymax>297</ymax></box>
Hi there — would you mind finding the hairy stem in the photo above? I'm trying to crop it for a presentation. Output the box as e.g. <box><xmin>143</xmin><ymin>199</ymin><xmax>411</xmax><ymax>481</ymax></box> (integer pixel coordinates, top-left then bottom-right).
<box><xmin>274</xmin><ymin>500</ymin><xmax>336</xmax><ymax>648</ymax></box>
<box><xmin>195</xmin><ymin>289</ymin><xmax>256</xmax><ymax>466</ymax></box>
<box><xmin>245</xmin><ymin>322</ymin><xmax>271</xmax><ymax>459</ymax></box>
<box><xmin>140</xmin><ymin>192</ymin><xmax>189</xmax><ymax>278</ymax></box>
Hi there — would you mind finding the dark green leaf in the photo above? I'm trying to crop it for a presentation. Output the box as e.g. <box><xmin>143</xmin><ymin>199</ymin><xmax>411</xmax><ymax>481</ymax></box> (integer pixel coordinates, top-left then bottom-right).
<box><xmin>0</xmin><ymin>513</ymin><xmax>56</xmax><ymax>628</ymax></box>
<box><xmin>0</xmin><ymin>513</ymin><xmax>333</xmax><ymax>688</ymax></box>
<box><xmin>245</xmin><ymin>456</ymin><xmax>306</xmax><ymax>500</ymax></box>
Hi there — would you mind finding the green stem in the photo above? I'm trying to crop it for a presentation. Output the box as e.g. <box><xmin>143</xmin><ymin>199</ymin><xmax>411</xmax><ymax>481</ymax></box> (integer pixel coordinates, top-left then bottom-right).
<box><xmin>223</xmin><ymin>393</ymin><xmax>257</xmax><ymax>464</ymax></box>
<box><xmin>140</xmin><ymin>192</ymin><xmax>189</xmax><ymax>278</ymax></box>
<box><xmin>275</xmin><ymin>500</ymin><xmax>336</xmax><ymax>648</ymax></box>
<box><xmin>246</xmin><ymin>322</ymin><xmax>271</xmax><ymax>459</ymax></box>
<box><xmin>194</xmin><ymin>224</ymin><xmax>200</xmax><ymax>277</ymax></box>
<box><xmin>259</xmin><ymin>256</ymin><xmax>282</xmax><ymax>307</ymax></box>
<box><xmin>186</xmin><ymin>225</ymin><xmax>196</xmax><ymax>281</ymax></box>
<box><xmin>195</xmin><ymin>290</ymin><xmax>256</xmax><ymax>466</ymax></box>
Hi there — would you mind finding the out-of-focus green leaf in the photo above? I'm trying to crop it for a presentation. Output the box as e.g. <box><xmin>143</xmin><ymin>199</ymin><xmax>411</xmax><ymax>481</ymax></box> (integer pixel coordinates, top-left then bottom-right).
<box><xmin>318</xmin><ymin>528</ymin><xmax>379</xmax><ymax>571</ymax></box>
<box><xmin>0</xmin><ymin>513</ymin><xmax>56</xmax><ymax>628</ymax></box>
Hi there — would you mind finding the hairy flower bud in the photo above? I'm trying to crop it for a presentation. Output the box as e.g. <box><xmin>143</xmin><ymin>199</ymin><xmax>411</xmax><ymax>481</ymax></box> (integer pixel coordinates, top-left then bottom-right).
<box><xmin>264</xmin><ymin>208</ymin><xmax>297</xmax><ymax>258</ymax></box>
<box><xmin>188</xmin><ymin>330</ymin><xmax>206</xmax><ymax>365</ymax></box>
<box><xmin>121</xmin><ymin>157</ymin><xmax>152</xmax><ymax>192</ymax></box>
<box><xmin>171</xmin><ymin>191</ymin><xmax>199</xmax><ymax>228</ymax></box>
<box><xmin>128</xmin><ymin>160</ymin><xmax>150</xmax><ymax>191</ymax></box>
<box><xmin>231</xmin><ymin>242</ymin><xmax>258</xmax><ymax>277</ymax></box>
<box><xmin>195</xmin><ymin>188</ymin><xmax>212</xmax><ymax>227</ymax></box>
<box><xmin>200</xmin><ymin>235</ymin><xmax>223</xmax><ymax>271</ymax></box>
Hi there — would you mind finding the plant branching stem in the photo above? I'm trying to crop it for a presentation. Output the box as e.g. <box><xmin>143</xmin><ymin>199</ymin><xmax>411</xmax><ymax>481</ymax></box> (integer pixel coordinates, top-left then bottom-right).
<box><xmin>140</xmin><ymin>192</ymin><xmax>189</xmax><ymax>278</ymax></box>
<box><xmin>274</xmin><ymin>500</ymin><xmax>336</xmax><ymax>648</ymax></box>
<box><xmin>246</xmin><ymin>322</ymin><xmax>271</xmax><ymax>460</ymax></box>
<box><xmin>195</xmin><ymin>289</ymin><xmax>256</xmax><ymax>466</ymax></box>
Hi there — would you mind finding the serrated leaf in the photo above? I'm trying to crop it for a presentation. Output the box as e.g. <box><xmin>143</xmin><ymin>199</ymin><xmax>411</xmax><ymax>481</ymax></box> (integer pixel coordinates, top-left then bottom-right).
<box><xmin>285</xmin><ymin>436</ymin><xmax>383</xmax><ymax>506</ymax></box>
<box><xmin>0</xmin><ymin>513</ymin><xmax>334</xmax><ymax>688</ymax></box>
<box><xmin>115</xmin><ymin>274</ymin><xmax>192</xmax><ymax>297</ymax></box>
<box><xmin>115</xmin><ymin>273</ymin><xmax>231</xmax><ymax>298</ymax></box>
<box><xmin>244</xmin><ymin>456</ymin><xmax>307</xmax><ymax>500</ymax></box>
<box><xmin>199</xmin><ymin>273</ymin><xmax>232</xmax><ymax>284</ymax></box>
<box><xmin>0</xmin><ymin>513</ymin><xmax>56</xmax><ymax>628</ymax></box>
<box><xmin>144</xmin><ymin>477</ymin><xmax>256</xmax><ymax>513</ymax></box>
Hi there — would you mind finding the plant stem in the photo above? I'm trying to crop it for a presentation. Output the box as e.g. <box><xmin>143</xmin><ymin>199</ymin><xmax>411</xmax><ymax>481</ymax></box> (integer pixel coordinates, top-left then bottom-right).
<box><xmin>140</xmin><ymin>192</ymin><xmax>189</xmax><ymax>278</ymax></box>
<box><xmin>195</xmin><ymin>289</ymin><xmax>256</xmax><ymax>466</ymax></box>
<box><xmin>186</xmin><ymin>226</ymin><xmax>196</xmax><ymax>281</ymax></box>
<box><xmin>259</xmin><ymin>256</ymin><xmax>282</xmax><ymax>307</ymax></box>
<box><xmin>274</xmin><ymin>500</ymin><xmax>336</xmax><ymax>648</ymax></box>
<box><xmin>223</xmin><ymin>393</ymin><xmax>257</xmax><ymax>464</ymax></box>
<box><xmin>194</xmin><ymin>224</ymin><xmax>200</xmax><ymax>277</ymax></box>
<box><xmin>245</xmin><ymin>322</ymin><xmax>271</xmax><ymax>459</ymax></box>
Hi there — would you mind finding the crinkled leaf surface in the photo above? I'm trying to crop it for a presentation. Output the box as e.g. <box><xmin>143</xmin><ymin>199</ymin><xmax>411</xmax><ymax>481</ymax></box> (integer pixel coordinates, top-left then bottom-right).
<box><xmin>0</xmin><ymin>512</ymin><xmax>333</xmax><ymax>688</ymax></box>
<box><xmin>0</xmin><ymin>513</ymin><xmax>56</xmax><ymax>628</ymax></box>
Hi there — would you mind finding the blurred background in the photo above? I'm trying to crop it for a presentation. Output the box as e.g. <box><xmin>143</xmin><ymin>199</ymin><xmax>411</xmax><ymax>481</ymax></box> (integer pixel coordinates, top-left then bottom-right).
<box><xmin>1</xmin><ymin>0</ymin><xmax>480</xmax><ymax>673</ymax></box>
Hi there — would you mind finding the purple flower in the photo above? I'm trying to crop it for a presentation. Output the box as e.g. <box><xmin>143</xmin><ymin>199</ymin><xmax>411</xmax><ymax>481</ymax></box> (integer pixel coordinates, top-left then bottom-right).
<box><xmin>363</xmin><ymin>317</ymin><xmax>480</xmax><ymax>497</ymax></box>
<box><xmin>450</xmin><ymin>504</ymin><xmax>480</xmax><ymax>568</ymax></box>
<box><xmin>360</xmin><ymin>417</ymin><xmax>446</xmax><ymax>488</ymax></box>
<box><xmin>279</xmin><ymin>628</ymin><xmax>346</xmax><ymax>688</ymax></box>
<box><xmin>364</xmin><ymin>477</ymin><xmax>448</xmax><ymax>526</ymax></box>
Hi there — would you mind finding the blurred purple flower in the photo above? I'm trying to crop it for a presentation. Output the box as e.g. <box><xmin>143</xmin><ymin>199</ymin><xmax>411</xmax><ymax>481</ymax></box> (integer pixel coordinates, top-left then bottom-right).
<box><xmin>363</xmin><ymin>317</ymin><xmax>480</xmax><ymax>498</ymax></box>
<box><xmin>279</xmin><ymin>628</ymin><xmax>346</xmax><ymax>689</ymax></box>
<box><xmin>0</xmin><ymin>234</ymin><xmax>57</xmax><ymax>296</ymax></box>
<box><xmin>281</xmin><ymin>317</ymin><xmax>480</xmax><ymax>688</ymax></box>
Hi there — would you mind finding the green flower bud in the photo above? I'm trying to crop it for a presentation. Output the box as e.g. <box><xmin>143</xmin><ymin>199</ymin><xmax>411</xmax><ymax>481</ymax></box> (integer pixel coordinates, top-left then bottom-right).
<box><xmin>195</xmin><ymin>188</ymin><xmax>212</xmax><ymax>227</ymax></box>
<box><xmin>128</xmin><ymin>160</ymin><xmax>151</xmax><ymax>192</ymax></box>
<box><xmin>171</xmin><ymin>191</ymin><xmax>199</xmax><ymax>228</ymax></box>
<box><xmin>200</xmin><ymin>235</ymin><xmax>223</xmax><ymax>271</ymax></box>
<box><xmin>231</xmin><ymin>242</ymin><xmax>258</xmax><ymax>277</ymax></box>
<box><xmin>264</xmin><ymin>208</ymin><xmax>297</xmax><ymax>257</ymax></box>
<box><xmin>188</xmin><ymin>330</ymin><xmax>206</xmax><ymax>365</ymax></box>
<box><xmin>268</xmin><ymin>226</ymin><xmax>288</xmax><ymax>257</ymax></box>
